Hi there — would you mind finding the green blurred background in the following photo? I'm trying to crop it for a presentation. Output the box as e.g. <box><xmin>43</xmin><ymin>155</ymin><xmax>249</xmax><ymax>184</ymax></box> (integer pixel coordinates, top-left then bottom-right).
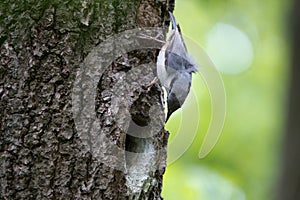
<box><xmin>162</xmin><ymin>0</ymin><xmax>291</xmax><ymax>199</ymax></box>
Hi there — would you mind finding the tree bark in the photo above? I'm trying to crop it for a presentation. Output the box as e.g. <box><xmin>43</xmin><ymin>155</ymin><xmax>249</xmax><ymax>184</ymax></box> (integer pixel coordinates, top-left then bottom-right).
<box><xmin>276</xmin><ymin>1</ymin><xmax>300</xmax><ymax>199</ymax></box>
<box><xmin>0</xmin><ymin>0</ymin><xmax>174</xmax><ymax>199</ymax></box>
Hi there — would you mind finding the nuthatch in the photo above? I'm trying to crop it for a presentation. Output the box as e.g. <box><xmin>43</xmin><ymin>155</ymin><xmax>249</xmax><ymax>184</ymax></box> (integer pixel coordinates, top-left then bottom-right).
<box><xmin>157</xmin><ymin>12</ymin><xmax>197</xmax><ymax>121</ymax></box>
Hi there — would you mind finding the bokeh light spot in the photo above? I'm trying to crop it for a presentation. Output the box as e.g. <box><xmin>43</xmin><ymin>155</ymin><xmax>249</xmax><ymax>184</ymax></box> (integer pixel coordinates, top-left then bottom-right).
<box><xmin>206</xmin><ymin>23</ymin><xmax>254</xmax><ymax>74</ymax></box>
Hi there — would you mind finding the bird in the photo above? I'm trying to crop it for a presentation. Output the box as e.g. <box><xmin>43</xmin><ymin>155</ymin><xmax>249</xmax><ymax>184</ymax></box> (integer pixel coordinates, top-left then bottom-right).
<box><xmin>157</xmin><ymin>11</ymin><xmax>197</xmax><ymax>121</ymax></box>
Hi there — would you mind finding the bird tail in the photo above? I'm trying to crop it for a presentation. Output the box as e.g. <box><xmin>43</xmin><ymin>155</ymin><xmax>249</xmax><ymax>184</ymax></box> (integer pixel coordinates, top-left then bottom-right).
<box><xmin>169</xmin><ymin>11</ymin><xmax>177</xmax><ymax>30</ymax></box>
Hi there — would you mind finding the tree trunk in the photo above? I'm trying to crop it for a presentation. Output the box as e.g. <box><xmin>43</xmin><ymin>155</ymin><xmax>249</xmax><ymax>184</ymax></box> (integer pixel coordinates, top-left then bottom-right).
<box><xmin>0</xmin><ymin>0</ymin><xmax>174</xmax><ymax>199</ymax></box>
<box><xmin>276</xmin><ymin>0</ymin><xmax>300</xmax><ymax>199</ymax></box>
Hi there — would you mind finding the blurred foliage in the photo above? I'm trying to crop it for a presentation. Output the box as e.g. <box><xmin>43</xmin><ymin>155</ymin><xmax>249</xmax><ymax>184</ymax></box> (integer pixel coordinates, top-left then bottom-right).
<box><xmin>162</xmin><ymin>0</ymin><xmax>291</xmax><ymax>199</ymax></box>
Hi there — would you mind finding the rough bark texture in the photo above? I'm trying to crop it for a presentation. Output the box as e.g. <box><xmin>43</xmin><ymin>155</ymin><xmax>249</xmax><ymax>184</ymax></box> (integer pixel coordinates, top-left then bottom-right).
<box><xmin>0</xmin><ymin>0</ymin><xmax>174</xmax><ymax>199</ymax></box>
<box><xmin>276</xmin><ymin>1</ymin><xmax>300</xmax><ymax>199</ymax></box>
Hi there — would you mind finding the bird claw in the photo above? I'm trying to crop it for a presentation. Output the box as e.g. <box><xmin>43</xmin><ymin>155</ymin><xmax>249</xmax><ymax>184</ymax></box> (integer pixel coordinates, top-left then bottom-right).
<box><xmin>143</xmin><ymin>77</ymin><xmax>158</xmax><ymax>92</ymax></box>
